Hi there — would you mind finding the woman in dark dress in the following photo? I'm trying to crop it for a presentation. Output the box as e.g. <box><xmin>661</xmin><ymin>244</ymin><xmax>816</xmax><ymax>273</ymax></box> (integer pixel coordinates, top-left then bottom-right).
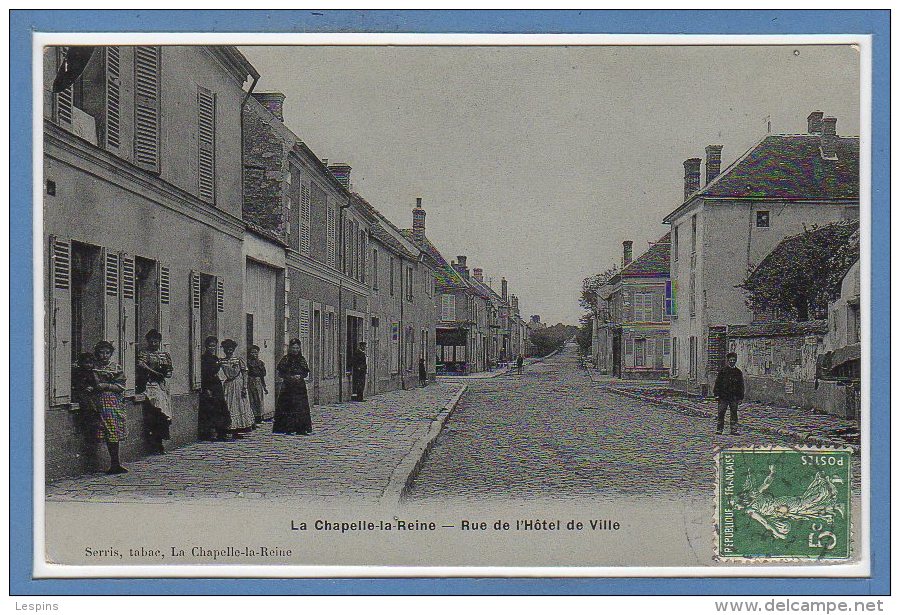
<box><xmin>272</xmin><ymin>338</ymin><xmax>312</xmax><ymax>435</ymax></box>
<box><xmin>199</xmin><ymin>336</ymin><xmax>230</xmax><ymax>441</ymax></box>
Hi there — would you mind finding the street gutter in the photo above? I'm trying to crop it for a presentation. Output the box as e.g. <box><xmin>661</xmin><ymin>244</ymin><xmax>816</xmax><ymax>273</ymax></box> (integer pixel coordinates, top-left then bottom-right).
<box><xmin>381</xmin><ymin>384</ymin><xmax>468</xmax><ymax>504</ymax></box>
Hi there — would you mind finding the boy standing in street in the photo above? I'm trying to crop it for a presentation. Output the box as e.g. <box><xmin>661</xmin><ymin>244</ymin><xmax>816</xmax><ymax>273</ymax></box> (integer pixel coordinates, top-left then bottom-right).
<box><xmin>714</xmin><ymin>352</ymin><xmax>744</xmax><ymax>435</ymax></box>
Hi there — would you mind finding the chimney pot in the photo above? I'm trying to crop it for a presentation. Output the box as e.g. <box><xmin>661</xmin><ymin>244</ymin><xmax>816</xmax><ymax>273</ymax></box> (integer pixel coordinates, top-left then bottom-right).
<box><xmin>822</xmin><ymin>117</ymin><xmax>837</xmax><ymax>136</ymax></box>
<box><xmin>473</xmin><ymin>268</ymin><xmax>484</xmax><ymax>282</ymax></box>
<box><xmin>457</xmin><ymin>256</ymin><xmax>467</xmax><ymax>268</ymax></box>
<box><xmin>623</xmin><ymin>240</ymin><xmax>633</xmax><ymax>267</ymax></box>
<box><xmin>251</xmin><ymin>92</ymin><xmax>286</xmax><ymax>121</ymax></box>
<box><xmin>807</xmin><ymin>110</ymin><xmax>824</xmax><ymax>134</ymax></box>
<box><xmin>683</xmin><ymin>158</ymin><xmax>702</xmax><ymax>201</ymax></box>
<box><xmin>501</xmin><ymin>278</ymin><xmax>508</xmax><ymax>302</ymax></box>
<box><xmin>705</xmin><ymin>145</ymin><xmax>723</xmax><ymax>185</ymax></box>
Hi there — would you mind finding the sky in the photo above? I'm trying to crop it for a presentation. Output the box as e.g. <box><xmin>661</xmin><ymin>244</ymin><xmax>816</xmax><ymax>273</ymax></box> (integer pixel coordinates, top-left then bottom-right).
<box><xmin>240</xmin><ymin>44</ymin><xmax>860</xmax><ymax>325</ymax></box>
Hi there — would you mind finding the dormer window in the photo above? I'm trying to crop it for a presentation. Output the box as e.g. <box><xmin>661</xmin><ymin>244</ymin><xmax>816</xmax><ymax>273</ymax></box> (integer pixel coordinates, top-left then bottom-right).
<box><xmin>756</xmin><ymin>211</ymin><xmax>770</xmax><ymax>228</ymax></box>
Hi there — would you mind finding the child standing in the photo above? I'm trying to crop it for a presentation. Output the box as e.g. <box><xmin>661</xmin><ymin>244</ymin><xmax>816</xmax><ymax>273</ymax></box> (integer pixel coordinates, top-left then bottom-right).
<box><xmin>247</xmin><ymin>345</ymin><xmax>269</xmax><ymax>423</ymax></box>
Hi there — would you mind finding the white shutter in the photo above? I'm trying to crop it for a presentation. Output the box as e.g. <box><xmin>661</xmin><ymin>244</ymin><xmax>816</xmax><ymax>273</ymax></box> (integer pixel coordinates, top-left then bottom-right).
<box><xmin>624</xmin><ymin>336</ymin><xmax>634</xmax><ymax>368</ymax></box>
<box><xmin>49</xmin><ymin>237</ymin><xmax>72</xmax><ymax>405</ymax></box>
<box><xmin>326</xmin><ymin>205</ymin><xmax>336</xmax><ymax>268</ymax></box>
<box><xmin>56</xmin><ymin>48</ymin><xmax>73</xmax><ymax>128</ymax></box>
<box><xmin>105</xmin><ymin>46</ymin><xmax>121</xmax><ymax>151</ymax></box>
<box><xmin>216</xmin><ymin>277</ymin><xmax>226</xmax><ymax>342</ymax></box>
<box><xmin>300</xmin><ymin>183</ymin><xmax>311</xmax><ymax>255</ymax></box>
<box><xmin>190</xmin><ymin>271</ymin><xmax>202</xmax><ymax>389</ymax></box>
<box><xmin>299</xmin><ymin>298</ymin><xmax>311</xmax><ymax>357</ymax></box>
<box><xmin>121</xmin><ymin>253</ymin><xmax>136</xmax><ymax>396</ymax></box>
<box><xmin>157</xmin><ymin>264</ymin><xmax>171</xmax><ymax>353</ymax></box>
<box><xmin>197</xmin><ymin>87</ymin><xmax>216</xmax><ymax>202</ymax></box>
<box><xmin>134</xmin><ymin>46</ymin><xmax>160</xmax><ymax>172</ymax></box>
<box><xmin>102</xmin><ymin>248</ymin><xmax>120</xmax><ymax>350</ymax></box>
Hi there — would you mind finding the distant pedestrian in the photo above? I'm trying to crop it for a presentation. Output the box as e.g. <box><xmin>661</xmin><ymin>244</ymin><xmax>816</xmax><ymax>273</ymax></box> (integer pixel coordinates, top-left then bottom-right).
<box><xmin>92</xmin><ymin>341</ymin><xmax>128</xmax><ymax>474</ymax></box>
<box><xmin>247</xmin><ymin>345</ymin><xmax>269</xmax><ymax>423</ymax></box>
<box><xmin>136</xmin><ymin>329</ymin><xmax>173</xmax><ymax>454</ymax></box>
<box><xmin>517</xmin><ymin>355</ymin><xmax>524</xmax><ymax>375</ymax></box>
<box><xmin>418</xmin><ymin>356</ymin><xmax>427</xmax><ymax>387</ymax></box>
<box><xmin>272</xmin><ymin>339</ymin><xmax>312</xmax><ymax>435</ymax></box>
<box><xmin>199</xmin><ymin>336</ymin><xmax>230</xmax><ymax>441</ymax></box>
<box><xmin>220</xmin><ymin>339</ymin><xmax>255</xmax><ymax>439</ymax></box>
<box><xmin>714</xmin><ymin>352</ymin><xmax>745</xmax><ymax>435</ymax></box>
<box><xmin>351</xmin><ymin>341</ymin><xmax>368</xmax><ymax>402</ymax></box>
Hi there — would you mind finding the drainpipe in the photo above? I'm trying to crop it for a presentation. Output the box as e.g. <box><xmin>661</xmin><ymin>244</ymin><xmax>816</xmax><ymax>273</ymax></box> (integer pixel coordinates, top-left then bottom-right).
<box><xmin>338</xmin><ymin>195</ymin><xmax>351</xmax><ymax>402</ymax></box>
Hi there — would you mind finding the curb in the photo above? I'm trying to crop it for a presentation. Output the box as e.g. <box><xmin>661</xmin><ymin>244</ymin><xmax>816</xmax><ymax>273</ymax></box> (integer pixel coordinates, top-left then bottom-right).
<box><xmin>381</xmin><ymin>384</ymin><xmax>469</xmax><ymax>504</ymax></box>
<box><xmin>607</xmin><ymin>387</ymin><xmax>859</xmax><ymax>455</ymax></box>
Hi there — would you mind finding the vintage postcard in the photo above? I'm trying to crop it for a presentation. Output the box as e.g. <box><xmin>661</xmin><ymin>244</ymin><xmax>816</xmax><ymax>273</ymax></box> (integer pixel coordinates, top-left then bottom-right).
<box><xmin>19</xmin><ymin>18</ymin><xmax>881</xmax><ymax>589</ymax></box>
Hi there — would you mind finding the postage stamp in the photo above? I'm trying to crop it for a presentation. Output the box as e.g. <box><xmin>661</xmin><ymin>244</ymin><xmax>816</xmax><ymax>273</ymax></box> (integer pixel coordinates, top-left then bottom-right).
<box><xmin>716</xmin><ymin>447</ymin><xmax>852</xmax><ymax>562</ymax></box>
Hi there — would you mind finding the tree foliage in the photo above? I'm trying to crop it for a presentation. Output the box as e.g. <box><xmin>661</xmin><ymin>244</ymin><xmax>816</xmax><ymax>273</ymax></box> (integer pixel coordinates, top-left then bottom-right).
<box><xmin>740</xmin><ymin>220</ymin><xmax>859</xmax><ymax>321</ymax></box>
<box><xmin>529</xmin><ymin>323</ymin><xmax>578</xmax><ymax>357</ymax></box>
<box><xmin>580</xmin><ymin>266</ymin><xmax>619</xmax><ymax>320</ymax></box>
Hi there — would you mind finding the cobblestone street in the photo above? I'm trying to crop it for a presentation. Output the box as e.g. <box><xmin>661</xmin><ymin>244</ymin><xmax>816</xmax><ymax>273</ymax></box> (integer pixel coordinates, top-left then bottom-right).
<box><xmin>46</xmin><ymin>383</ymin><xmax>463</xmax><ymax>502</ymax></box>
<box><xmin>408</xmin><ymin>343</ymin><xmax>855</xmax><ymax>500</ymax></box>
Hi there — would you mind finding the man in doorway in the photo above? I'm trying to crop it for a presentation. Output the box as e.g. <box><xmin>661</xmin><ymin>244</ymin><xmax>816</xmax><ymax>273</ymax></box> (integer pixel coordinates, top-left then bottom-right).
<box><xmin>418</xmin><ymin>356</ymin><xmax>428</xmax><ymax>387</ymax></box>
<box><xmin>351</xmin><ymin>341</ymin><xmax>368</xmax><ymax>402</ymax></box>
<box><xmin>714</xmin><ymin>352</ymin><xmax>745</xmax><ymax>435</ymax></box>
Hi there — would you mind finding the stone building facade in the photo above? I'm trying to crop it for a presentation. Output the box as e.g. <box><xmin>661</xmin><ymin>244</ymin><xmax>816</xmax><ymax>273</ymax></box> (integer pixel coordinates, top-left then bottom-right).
<box><xmin>664</xmin><ymin>111</ymin><xmax>859</xmax><ymax>394</ymax></box>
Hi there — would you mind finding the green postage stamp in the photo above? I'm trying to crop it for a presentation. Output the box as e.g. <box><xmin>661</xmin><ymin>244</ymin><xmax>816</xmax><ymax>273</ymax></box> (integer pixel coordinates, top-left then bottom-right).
<box><xmin>716</xmin><ymin>447</ymin><xmax>851</xmax><ymax>562</ymax></box>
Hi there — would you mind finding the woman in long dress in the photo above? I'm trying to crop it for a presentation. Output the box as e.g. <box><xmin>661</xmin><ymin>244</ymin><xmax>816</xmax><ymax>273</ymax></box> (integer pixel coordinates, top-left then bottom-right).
<box><xmin>272</xmin><ymin>338</ymin><xmax>312</xmax><ymax>435</ymax></box>
<box><xmin>199</xmin><ymin>336</ymin><xmax>230</xmax><ymax>441</ymax></box>
<box><xmin>137</xmin><ymin>329</ymin><xmax>173</xmax><ymax>454</ymax></box>
<box><xmin>220</xmin><ymin>339</ymin><xmax>255</xmax><ymax>439</ymax></box>
<box><xmin>92</xmin><ymin>340</ymin><xmax>128</xmax><ymax>474</ymax></box>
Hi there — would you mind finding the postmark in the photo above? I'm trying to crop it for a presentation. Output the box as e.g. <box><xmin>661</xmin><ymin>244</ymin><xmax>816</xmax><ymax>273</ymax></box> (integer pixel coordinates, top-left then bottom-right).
<box><xmin>715</xmin><ymin>447</ymin><xmax>851</xmax><ymax>562</ymax></box>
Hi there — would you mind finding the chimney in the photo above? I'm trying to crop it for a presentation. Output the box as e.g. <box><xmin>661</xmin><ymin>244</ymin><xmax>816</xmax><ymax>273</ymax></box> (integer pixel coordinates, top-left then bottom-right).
<box><xmin>623</xmin><ymin>240</ymin><xmax>633</xmax><ymax>267</ymax></box>
<box><xmin>327</xmin><ymin>164</ymin><xmax>351</xmax><ymax>189</ymax></box>
<box><xmin>251</xmin><ymin>92</ymin><xmax>286</xmax><ymax>121</ymax></box>
<box><xmin>807</xmin><ymin>110</ymin><xmax>824</xmax><ymax>134</ymax></box>
<box><xmin>453</xmin><ymin>256</ymin><xmax>469</xmax><ymax>279</ymax></box>
<box><xmin>412</xmin><ymin>198</ymin><xmax>426</xmax><ymax>243</ymax></box>
<box><xmin>473</xmin><ymin>268</ymin><xmax>484</xmax><ymax>282</ymax></box>
<box><xmin>683</xmin><ymin>158</ymin><xmax>702</xmax><ymax>201</ymax></box>
<box><xmin>501</xmin><ymin>278</ymin><xmax>508</xmax><ymax>302</ymax></box>
<box><xmin>705</xmin><ymin>145</ymin><xmax>723</xmax><ymax>185</ymax></box>
<box><xmin>820</xmin><ymin>117</ymin><xmax>838</xmax><ymax>160</ymax></box>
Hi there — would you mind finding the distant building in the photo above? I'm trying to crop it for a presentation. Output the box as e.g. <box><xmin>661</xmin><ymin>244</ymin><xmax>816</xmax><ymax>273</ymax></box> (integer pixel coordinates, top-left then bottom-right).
<box><xmin>664</xmin><ymin>111</ymin><xmax>859</xmax><ymax>394</ymax></box>
<box><xmin>593</xmin><ymin>236</ymin><xmax>672</xmax><ymax>379</ymax></box>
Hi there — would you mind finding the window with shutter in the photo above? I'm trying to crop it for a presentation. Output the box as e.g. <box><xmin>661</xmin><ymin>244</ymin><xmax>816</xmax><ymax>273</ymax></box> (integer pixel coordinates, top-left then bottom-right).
<box><xmin>134</xmin><ymin>46</ymin><xmax>161</xmax><ymax>173</ymax></box>
<box><xmin>105</xmin><ymin>47</ymin><xmax>121</xmax><ymax>150</ymax></box>
<box><xmin>299</xmin><ymin>299</ymin><xmax>311</xmax><ymax>356</ymax></box>
<box><xmin>215</xmin><ymin>277</ymin><xmax>225</xmax><ymax>342</ymax></box>
<box><xmin>300</xmin><ymin>182</ymin><xmax>311</xmax><ymax>255</ymax></box>
<box><xmin>190</xmin><ymin>271</ymin><xmax>202</xmax><ymax>389</ymax></box>
<box><xmin>55</xmin><ymin>48</ymin><xmax>73</xmax><ymax>127</ymax></box>
<box><xmin>103</xmin><ymin>250</ymin><xmax>120</xmax><ymax>353</ymax></box>
<box><xmin>157</xmin><ymin>264</ymin><xmax>171</xmax><ymax>352</ymax></box>
<box><xmin>197</xmin><ymin>87</ymin><xmax>216</xmax><ymax>203</ymax></box>
<box><xmin>119</xmin><ymin>254</ymin><xmax>136</xmax><ymax>395</ymax></box>
<box><xmin>326</xmin><ymin>204</ymin><xmax>336</xmax><ymax>269</ymax></box>
<box><xmin>49</xmin><ymin>237</ymin><xmax>72</xmax><ymax>405</ymax></box>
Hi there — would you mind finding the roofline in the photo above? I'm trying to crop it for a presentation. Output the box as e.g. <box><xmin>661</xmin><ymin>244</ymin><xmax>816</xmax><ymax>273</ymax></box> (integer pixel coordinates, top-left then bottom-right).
<box><xmin>662</xmin><ymin>132</ymin><xmax>859</xmax><ymax>224</ymax></box>
<box><xmin>208</xmin><ymin>46</ymin><xmax>260</xmax><ymax>83</ymax></box>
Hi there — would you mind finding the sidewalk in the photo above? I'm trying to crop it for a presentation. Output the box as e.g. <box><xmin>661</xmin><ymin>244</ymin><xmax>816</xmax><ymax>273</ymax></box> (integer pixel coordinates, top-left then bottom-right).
<box><xmin>45</xmin><ymin>383</ymin><xmax>466</xmax><ymax>504</ymax></box>
<box><xmin>588</xmin><ymin>370</ymin><xmax>860</xmax><ymax>453</ymax></box>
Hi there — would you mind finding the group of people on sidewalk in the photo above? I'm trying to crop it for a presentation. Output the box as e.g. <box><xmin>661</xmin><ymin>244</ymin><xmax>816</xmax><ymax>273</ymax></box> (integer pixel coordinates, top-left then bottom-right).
<box><xmin>71</xmin><ymin>331</ymin><xmax>318</xmax><ymax>475</ymax></box>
